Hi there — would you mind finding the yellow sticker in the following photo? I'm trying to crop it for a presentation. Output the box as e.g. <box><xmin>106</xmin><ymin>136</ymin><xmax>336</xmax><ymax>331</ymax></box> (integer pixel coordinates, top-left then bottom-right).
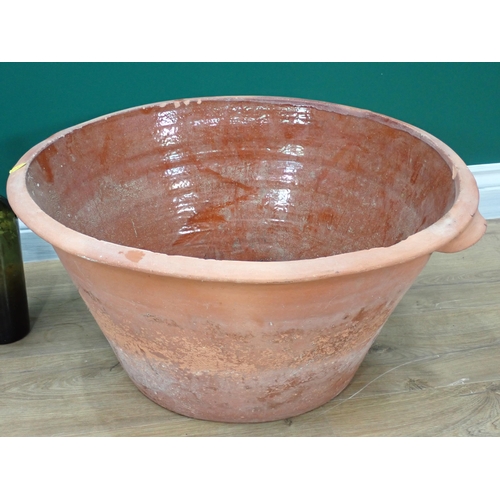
<box><xmin>9</xmin><ymin>162</ymin><xmax>26</xmax><ymax>174</ymax></box>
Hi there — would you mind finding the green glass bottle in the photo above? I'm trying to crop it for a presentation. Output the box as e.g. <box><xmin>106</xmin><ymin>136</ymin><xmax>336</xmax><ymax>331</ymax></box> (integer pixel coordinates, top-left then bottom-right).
<box><xmin>0</xmin><ymin>195</ymin><xmax>30</xmax><ymax>344</ymax></box>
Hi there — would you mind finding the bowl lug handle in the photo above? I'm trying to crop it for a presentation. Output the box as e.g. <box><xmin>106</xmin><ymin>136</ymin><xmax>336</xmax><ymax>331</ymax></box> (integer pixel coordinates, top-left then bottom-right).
<box><xmin>437</xmin><ymin>211</ymin><xmax>487</xmax><ymax>253</ymax></box>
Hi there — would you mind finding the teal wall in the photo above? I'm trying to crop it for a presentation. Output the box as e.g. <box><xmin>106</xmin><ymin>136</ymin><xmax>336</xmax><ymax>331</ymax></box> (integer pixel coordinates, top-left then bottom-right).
<box><xmin>1</xmin><ymin>62</ymin><xmax>499</xmax><ymax>197</ymax></box>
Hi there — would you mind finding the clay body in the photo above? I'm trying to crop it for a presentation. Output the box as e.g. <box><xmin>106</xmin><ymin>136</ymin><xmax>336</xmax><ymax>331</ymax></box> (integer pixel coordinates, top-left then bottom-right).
<box><xmin>7</xmin><ymin>97</ymin><xmax>486</xmax><ymax>422</ymax></box>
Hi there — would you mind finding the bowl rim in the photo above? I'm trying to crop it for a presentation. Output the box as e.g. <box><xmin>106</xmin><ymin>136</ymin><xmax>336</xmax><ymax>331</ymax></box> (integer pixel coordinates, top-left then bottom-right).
<box><xmin>7</xmin><ymin>95</ymin><xmax>481</xmax><ymax>283</ymax></box>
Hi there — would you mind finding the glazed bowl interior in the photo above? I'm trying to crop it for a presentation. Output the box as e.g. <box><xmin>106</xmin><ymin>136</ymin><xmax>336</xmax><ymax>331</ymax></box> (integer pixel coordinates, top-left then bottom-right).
<box><xmin>25</xmin><ymin>98</ymin><xmax>455</xmax><ymax>262</ymax></box>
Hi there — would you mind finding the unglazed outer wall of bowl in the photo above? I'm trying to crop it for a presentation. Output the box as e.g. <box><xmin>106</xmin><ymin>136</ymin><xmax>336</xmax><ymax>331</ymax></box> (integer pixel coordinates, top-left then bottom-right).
<box><xmin>58</xmin><ymin>248</ymin><xmax>429</xmax><ymax>422</ymax></box>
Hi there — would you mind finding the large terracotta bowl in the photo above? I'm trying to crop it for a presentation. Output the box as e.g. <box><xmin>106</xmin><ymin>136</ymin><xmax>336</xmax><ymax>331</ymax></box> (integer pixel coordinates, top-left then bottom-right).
<box><xmin>7</xmin><ymin>97</ymin><xmax>486</xmax><ymax>422</ymax></box>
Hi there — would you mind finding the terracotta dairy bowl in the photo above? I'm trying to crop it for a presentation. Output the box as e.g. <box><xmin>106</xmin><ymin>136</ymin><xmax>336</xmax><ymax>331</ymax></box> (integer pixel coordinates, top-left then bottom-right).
<box><xmin>8</xmin><ymin>97</ymin><xmax>486</xmax><ymax>422</ymax></box>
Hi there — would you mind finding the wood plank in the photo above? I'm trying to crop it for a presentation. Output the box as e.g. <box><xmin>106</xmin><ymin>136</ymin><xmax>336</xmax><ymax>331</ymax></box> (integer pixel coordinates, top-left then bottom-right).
<box><xmin>1</xmin><ymin>220</ymin><xmax>499</xmax><ymax>436</ymax></box>
<box><xmin>2</xmin><ymin>261</ymin><xmax>109</xmax><ymax>360</ymax></box>
<box><xmin>97</xmin><ymin>381</ymin><xmax>500</xmax><ymax>437</ymax></box>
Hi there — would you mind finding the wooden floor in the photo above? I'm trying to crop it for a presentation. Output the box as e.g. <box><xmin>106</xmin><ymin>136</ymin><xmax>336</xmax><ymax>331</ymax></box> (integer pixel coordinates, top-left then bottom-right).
<box><xmin>1</xmin><ymin>220</ymin><xmax>499</xmax><ymax>436</ymax></box>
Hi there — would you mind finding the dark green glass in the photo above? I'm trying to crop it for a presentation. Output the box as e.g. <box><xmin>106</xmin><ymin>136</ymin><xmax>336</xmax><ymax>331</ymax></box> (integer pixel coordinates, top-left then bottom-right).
<box><xmin>0</xmin><ymin>195</ymin><xmax>30</xmax><ymax>344</ymax></box>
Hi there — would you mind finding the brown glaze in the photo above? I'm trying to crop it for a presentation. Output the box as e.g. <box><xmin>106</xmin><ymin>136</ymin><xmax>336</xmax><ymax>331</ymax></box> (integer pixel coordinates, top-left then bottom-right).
<box><xmin>24</xmin><ymin>99</ymin><xmax>455</xmax><ymax>261</ymax></box>
<box><xmin>7</xmin><ymin>97</ymin><xmax>486</xmax><ymax>422</ymax></box>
